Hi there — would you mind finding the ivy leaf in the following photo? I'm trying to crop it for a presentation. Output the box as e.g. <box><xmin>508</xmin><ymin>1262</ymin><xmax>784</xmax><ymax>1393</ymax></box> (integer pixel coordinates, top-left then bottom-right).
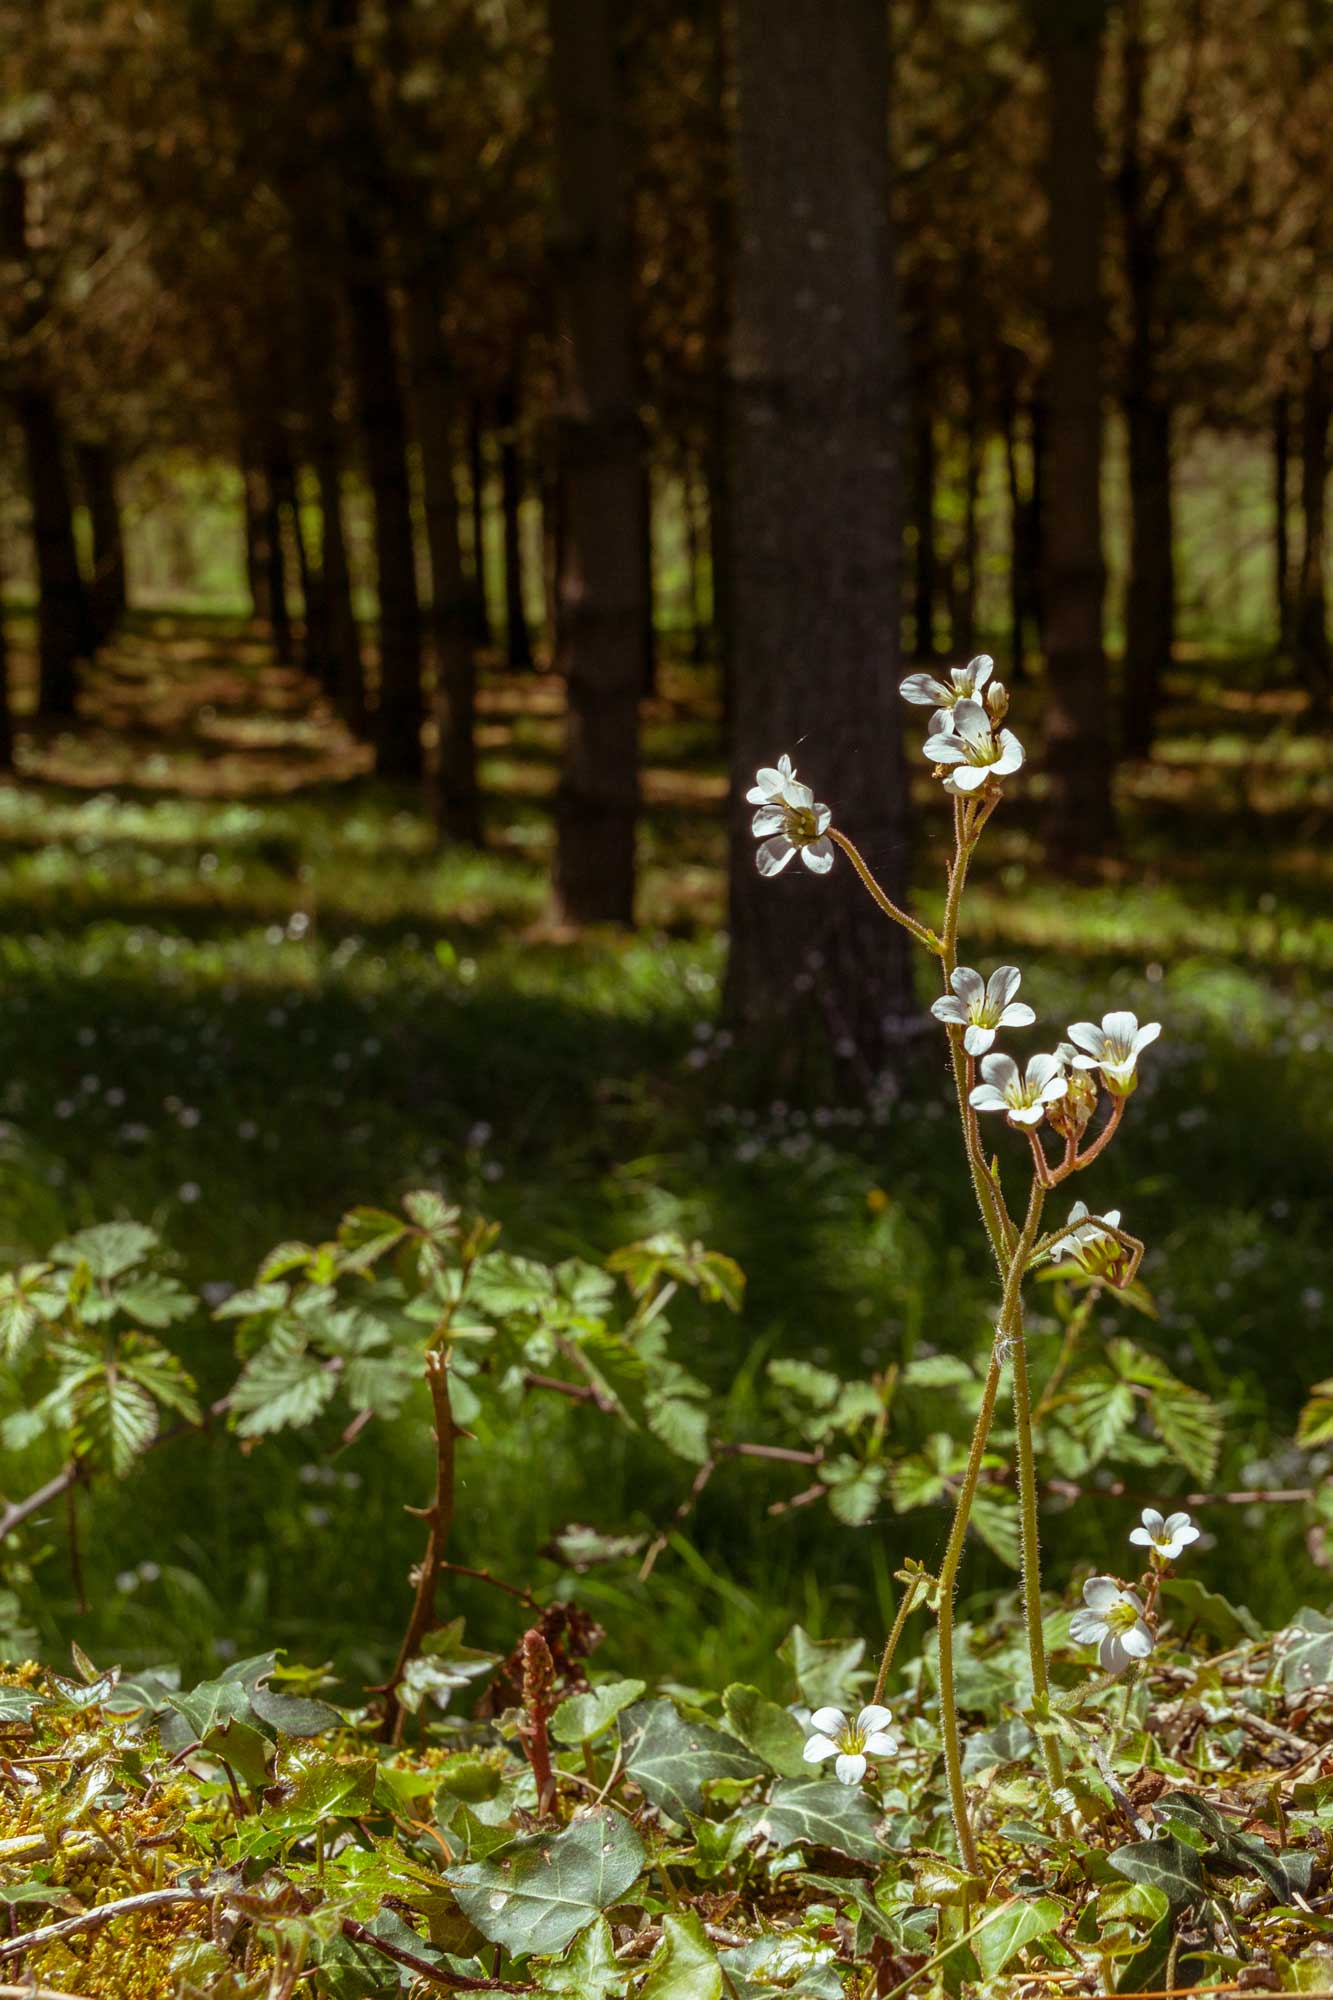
<box><xmin>778</xmin><ymin>1627</ymin><xmax>867</xmax><ymax>1712</ymax></box>
<box><xmin>229</xmin><ymin>1333</ymin><xmax>337</xmax><ymax>1437</ymax></box>
<box><xmin>619</xmin><ymin>1700</ymin><xmax>763</xmax><ymax>1824</ymax></box>
<box><xmin>446</xmin><ymin>1810</ymin><xmax>645</xmax><ymax>1957</ymax></box>
<box><xmin>76</xmin><ymin>1372</ymin><xmax>159</xmax><ymax>1475</ymax></box>
<box><xmin>1109</xmin><ymin>1833</ymin><xmax>1205</xmax><ymax>1908</ymax></box>
<box><xmin>167</xmin><ymin>1677</ymin><xmax>252</xmax><ymax>1740</ymax></box>
<box><xmin>721</xmin><ymin>1684</ymin><xmax>810</xmax><ymax>1778</ymax></box>
<box><xmin>551</xmin><ymin>1679</ymin><xmax>647</xmax><ymax>1747</ymax></box>
<box><xmin>974</xmin><ymin>1896</ymin><xmax>1065</xmax><ymax>1979</ymax></box>
<box><xmin>250</xmin><ymin>1683</ymin><xmax>341</xmax><ymax>1738</ymax></box>
<box><xmin>534</xmin><ymin>1916</ymin><xmax>624</xmax><ymax>1997</ymax></box>
<box><xmin>639</xmin><ymin>1911</ymin><xmax>722</xmax><ymax>1999</ymax></box>
<box><xmin>750</xmin><ymin>1778</ymin><xmax>883</xmax><ymax>1863</ymax></box>
<box><xmin>1276</xmin><ymin>1606</ymin><xmax>1333</xmax><ymax>1695</ymax></box>
<box><xmin>1157</xmin><ymin>1577</ymin><xmax>1262</xmax><ymax>1646</ymax></box>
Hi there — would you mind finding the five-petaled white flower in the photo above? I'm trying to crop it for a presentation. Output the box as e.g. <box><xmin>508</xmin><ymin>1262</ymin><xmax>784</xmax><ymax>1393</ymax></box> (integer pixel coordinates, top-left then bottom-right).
<box><xmin>1130</xmin><ymin>1507</ymin><xmax>1199</xmax><ymax>1563</ymax></box>
<box><xmin>1048</xmin><ymin>1200</ymin><xmax>1123</xmax><ymax>1262</ymax></box>
<box><xmin>922</xmin><ymin>699</ymin><xmax>1024</xmax><ymax>795</ymax></box>
<box><xmin>802</xmin><ymin>1703</ymin><xmax>897</xmax><ymax>1787</ymax></box>
<box><xmin>900</xmin><ymin>653</ymin><xmax>995</xmax><ymax>717</ymax></box>
<box><xmin>1065</xmin><ymin>1011</ymin><xmax>1161</xmax><ymax>1095</ymax></box>
<box><xmin>968</xmin><ymin>1051</ymin><xmax>1067</xmax><ymax>1128</ymax></box>
<box><xmin>1069</xmin><ymin>1577</ymin><xmax>1155</xmax><ymax>1673</ymax></box>
<box><xmin>746</xmin><ymin>758</ymin><xmax>835</xmax><ymax>878</ymax></box>
<box><xmin>931</xmin><ymin>965</ymin><xmax>1036</xmax><ymax>1056</ymax></box>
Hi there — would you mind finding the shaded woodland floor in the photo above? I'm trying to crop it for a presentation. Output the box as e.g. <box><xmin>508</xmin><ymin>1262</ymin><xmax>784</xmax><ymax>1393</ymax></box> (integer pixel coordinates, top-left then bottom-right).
<box><xmin>0</xmin><ymin>611</ymin><xmax>1329</xmax><ymax>1688</ymax></box>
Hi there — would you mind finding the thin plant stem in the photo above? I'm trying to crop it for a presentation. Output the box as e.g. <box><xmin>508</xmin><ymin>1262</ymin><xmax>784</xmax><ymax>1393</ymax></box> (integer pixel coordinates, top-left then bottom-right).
<box><xmin>379</xmin><ymin>1347</ymin><xmax>458</xmax><ymax>1744</ymax></box>
<box><xmin>1004</xmin><ymin>1184</ymin><xmax>1064</xmax><ymax>1791</ymax></box>
<box><xmin>872</xmin><ymin>1574</ymin><xmax>923</xmax><ymax>1706</ymax></box>
<box><xmin>827</xmin><ymin>828</ymin><xmax>941</xmax><ymax>953</ymax></box>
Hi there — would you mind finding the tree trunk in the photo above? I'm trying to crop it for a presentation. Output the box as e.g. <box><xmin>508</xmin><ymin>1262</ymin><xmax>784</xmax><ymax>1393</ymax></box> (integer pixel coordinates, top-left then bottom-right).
<box><xmin>726</xmin><ymin>0</ymin><xmax>914</xmax><ymax>1083</ymax></box>
<box><xmin>1000</xmin><ymin>356</ymin><xmax>1028</xmax><ymax>680</ymax></box>
<box><xmin>76</xmin><ymin>441</ymin><xmax>127</xmax><ymax>646</ymax></box>
<box><xmin>243</xmin><ymin>453</ymin><xmax>272</xmax><ymax>623</ymax></box>
<box><xmin>0</xmin><ymin>529</ymin><xmax>14</xmax><ymax>772</ymax></box>
<box><xmin>910</xmin><ymin>386</ymin><xmax>938</xmax><ymax>661</ymax></box>
<box><xmin>1037</xmin><ymin>0</ymin><xmax>1115</xmax><ymax>857</ymax></box>
<box><xmin>496</xmin><ymin>378</ymin><xmax>534</xmax><ymax>670</ymax></box>
<box><xmin>313</xmin><ymin>448</ymin><xmax>364</xmax><ymax>726</ymax></box>
<box><xmin>262</xmin><ymin>456</ymin><xmax>294</xmax><ymax>664</ymax></box>
<box><xmin>405</xmin><ymin>273</ymin><xmax>482</xmax><ymax>845</ymax></box>
<box><xmin>273</xmin><ymin>455</ymin><xmax>315</xmax><ymax>673</ymax></box>
<box><xmin>296</xmin><ymin>265</ymin><xmax>365</xmax><ymax>725</ymax></box>
<box><xmin>1121</xmin><ymin>397</ymin><xmax>1173</xmax><ymax>757</ymax></box>
<box><xmin>15</xmin><ymin>388</ymin><xmax>89</xmax><ymax>719</ymax></box>
<box><xmin>549</xmin><ymin>0</ymin><xmax>646</xmax><ymax>927</ymax></box>
<box><xmin>1295</xmin><ymin>335</ymin><xmax>1331</xmax><ymax>713</ymax></box>
<box><xmin>1275</xmin><ymin>390</ymin><xmax>1291</xmax><ymax>651</ymax></box>
<box><xmin>466</xmin><ymin>400</ymin><xmax>493</xmax><ymax>648</ymax></box>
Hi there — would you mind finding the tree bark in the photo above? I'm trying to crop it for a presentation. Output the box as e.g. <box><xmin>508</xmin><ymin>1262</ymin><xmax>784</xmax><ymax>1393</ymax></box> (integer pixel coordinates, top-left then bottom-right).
<box><xmin>1036</xmin><ymin>0</ymin><xmax>1115</xmax><ymax>857</ymax></box>
<box><xmin>496</xmin><ymin>378</ymin><xmax>534</xmax><ymax>670</ymax></box>
<box><xmin>76</xmin><ymin>441</ymin><xmax>127</xmax><ymax>646</ymax></box>
<box><xmin>273</xmin><ymin>454</ymin><xmax>314</xmax><ymax>672</ymax></box>
<box><xmin>262</xmin><ymin>455</ymin><xmax>294</xmax><ymax>664</ymax></box>
<box><xmin>549</xmin><ymin>0</ymin><xmax>646</xmax><ymax>927</ymax></box>
<box><xmin>243</xmin><ymin>453</ymin><xmax>272</xmax><ymax>623</ymax></box>
<box><xmin>1275</xmin><ymin>390</ymin><xmax>1291</xmax><ymax>651</ymax></box>
<box><xmin>726</xmin><ymin>0</ymin><xmax>914</xmax><ymax>1083</ymax></box>
<box><xmin>1295</xmin><ymin>334</ymin><xmax>1331</xmax><ymax>714</ymax></box>
<box><xmin>910</xmin><ymin>382</ymin><xmax>938</xmax><ymax>661</ymax></box>
<box><xmin>466</xmin><ymin>400</ymin><xmax>493</xmax><ymax>648</ymax></box>
<box><xmin>406</xmin><ymin>272</ymin><xmax>482</xmax><ymax>844</ymax></box>
<box><xmin>15</xmin><ymin>389</ymin><xmax>90</xmax><ymax>719</ymax></box>
<box><xmin>0</xmin><ymin>527</ymin><xmax>14</xmax><ymax>772</ymax></box>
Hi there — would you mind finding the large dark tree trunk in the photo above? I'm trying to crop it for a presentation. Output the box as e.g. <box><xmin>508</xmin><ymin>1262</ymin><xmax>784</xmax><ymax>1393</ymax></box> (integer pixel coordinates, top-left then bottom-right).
<box><xmin>705</xmin><ymin>0</ymin><xmax>733</xmax><ymax>704</ymax></box>
<box><xmin>1295</xmin><ymin>334</ymin><xmax>1331</xmax><ymax>714</ymax></box>
<box><xmin>297</xmin><ymin>267</ymin><xmax>365</xmax><ymax>725</ymax></box>
<box><xmin>725</xmin><ymin>0</ymin><xmax>914</xmax><ymax>1083</ymax></box>
<box><xmin>1037</xmin><ymin>0</ymin><xmax>1115</xmax><ymax>857</ymax></box>
<box><xmin>496</xmin><ymin>378</ymin><xmax>534</xmax><ymax>671</ymax></box>
<box><xmin>327</xmin><ymin>0</ymin><xmax>424</xmax><ymax>780</ymax></box>
<box><xmin>76</xmin><ymin>441</ymin><xmax>127</xmax><ymax>646</ymax></box>
<box><xmin>406</xmin><ymin>273</ymin><xmax>481</xmax><ymax>844</ymax></box>
<box><xmin>15</xmin><ymin>389</ymin><xmax>90</xmax><ymax>719</ymax></box>
<box><xmin>0</xmin><ymin>531</ymin><xmax>14</xmax><ymax>773</ymax></box>
<box><xmin>1117</xmin><ymin>0</ymin><xmax>1175</xmax><ymax>760</ymax></box>
<box><xmin>1275</xmin><ymin>390</ymin><xmax>1292</xmax><ymax>651</ymax></box>
<box><xmin>910</xmin><ymin>378</ymin><xmax>938</xmax><ymax>661</ymax></box>
<box><xmin>549</xmin><ymin>0</ymin><xmax>646</xmax><ymax>927</ymax></box>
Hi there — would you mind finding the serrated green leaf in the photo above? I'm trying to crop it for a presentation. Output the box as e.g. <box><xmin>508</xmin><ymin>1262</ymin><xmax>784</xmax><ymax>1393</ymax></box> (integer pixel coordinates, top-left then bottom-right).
<box><xmin>250</xmin><ymin>1683</ymin><xmax>341</xmax><ymax>1737</ymax></box>
<box><xmin>646</xmin><ymin>1394</ymin><xmax>710</xmax><ymax>1464</ymax></box>
<box><xmin>116</xmin><ymin>1272</ymin><xmax>196</xmax><ymax>1328</ymax></box>
<box><xmin>1297</xmin><ymin>1380</ymin><xmax>1333</xmax><ymax>1448</ymax></box>
<box><xmin>640</xmin><ymin>1910</ymin><xmax>722</xmax><ymax>1999</ymax></box>
<box><xmin>167</xmin><ymin>1676</ymin><xmax>252</xmax><ymax>1740</ymax></box>
<box><xmin>229</xmin><ymin>1334</ymin><xmax>337</xmax><ymax>1437</ymax></box>
<box><xmin>118</xmin><ymin>1335</ymin><xmax>200</xmax><ymax>1424</ymax></box>
<box><xmin>619</xmin><ymin>1700</ymin><xmax>763</xmax><ymax>1824</ymax></box>
<box><xmin>51</xmin><ymin>1222</ymin><xmax>157</xmax><ymax>1280</ymax></box>
<box><xmin>469</xmin><ymin>1252</ymin><xmax>554</xmax><ymax>1317</ymax></box>
<box><xmin>1147</xmin><ymin>1378</ymin><xmax>1222</xmax><ymax>1484</ymax></box>
<box><xmin>447</xmin><ymin>1810</ymin><xmax>645</xmax><ymax>1957</ymax></box>
<box><xmin>818</xmin><ymin>1457</ymin><xmax>884</xmax><ymax>1527</ymax></box>
<box><xmin>970</xmin><ymin>1486</ymin><xmax>1020</xmax><ymax>1567</ymax></box>
<box><xmin>1065</xmin><ymin>1371</ymin><xmax>1137</xmax><ymax>1460</ymax></box>
<box><xmin>402</xmin><ymin>1189</ymin><xmax>461</xmax><ymax>1238</ymax></box>
<box><xmin>77</xmin><ymin>1372</ymin><xmax>158</xmax><ymax>1475</ymax></box>
<box><xmin>902</xmin><ymin>1354</ymin><xmax>976</xmax><ymax>1389</ymax></box>
<box><xmin>767</xmin><ymin>1359</ymin><xmax>842</xmax><ymax>1408</ymax></box>
<box><xmin>213</xmin><ymin>1282</ymin><xmax>290</xmax><ymax>1320</ymax></box>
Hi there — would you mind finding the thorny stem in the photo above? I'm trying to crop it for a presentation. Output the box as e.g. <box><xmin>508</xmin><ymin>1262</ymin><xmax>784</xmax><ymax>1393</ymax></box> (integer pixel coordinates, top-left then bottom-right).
<box><xmin>827</xmin><ymin>828</ymin><xmax>941</xmax><ymax>953</ymax></box>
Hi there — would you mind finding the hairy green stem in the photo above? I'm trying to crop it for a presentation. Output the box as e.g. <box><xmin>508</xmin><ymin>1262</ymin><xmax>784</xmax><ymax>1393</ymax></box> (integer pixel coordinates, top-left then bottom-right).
<box><xmin>872</xmin><ymin>1573</ymin><xmax>923</xmax><ymax>1707</ymax></box>
<box><xmin>827</xmin><ymin>828</ymin><xmax>941</xmax><ymax>953</ymax></box>
<box><xmin>1005</xmin><ymin>1187</ymin><xmax>1064</xmax><ymax>1792</ymax></box>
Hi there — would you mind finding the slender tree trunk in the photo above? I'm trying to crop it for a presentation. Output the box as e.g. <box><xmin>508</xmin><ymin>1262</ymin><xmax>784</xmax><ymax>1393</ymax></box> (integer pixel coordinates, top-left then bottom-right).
<box><xmin>243</xmin><ymin>453</ymin><xmax>272</xmax><ymax>623</ymax></box>
<box><xmin>496</xmin><ymin>378</ymin><xmax>533</xmax><ymax>670</ymax></box>
<box><xmin>405</xmin><ymin>273</ymin><xmax>481</xmax><ymax>844</ymax></box>
<box><xmin>1037</xmin><ymin>0</ymin><xmax>1115</xmax><ymax>857</ymax></box>
<box><xmin>956</xmin><ymin>366</ymin><xmax>983</xmax><ymax>659</ymax></box>
<box><xmin>466</xmin><ymin>400</ymin><xmax>493</xmax><ymax>648</ymax></box>
<box><xmin>1295</xmin><ymin>335</ymin><xmax>1331</xmax><ymax>714</ymax></box>
<box><xmin>705</xmin><ymin>0</ymin><xmax>734</xmax><ymax>706</ymax></box>
<box><xmin>15</xmin><ymin>388</ymin><xmax>89</xmax><ymax>718</ymax></box>
<box><xmin>273</xmin><ymin>454</ymin><xmax>318</xmax><ymax>674</ymax></box>
<box><xmin>549</xmin><ymin>0</ymin><xmax>646</xmax><ymax>927</ymax></box>
<box><xmin>685</xmin><ymin>452</ymin><xmax>708</xmax><ymax>665</ymax></box>
<box><xmin>313</xmin><ymin>449</ymin><xmax>364</xmax><ymax>725</ymax></box>
<box><xmin>726</xmin><ymin>0</ymin><xmax>913</xmax><ymax>1082</ymax></box>
<box><xmin>0</xmin><ymin>529</ymin><xmax>14</xmax><ymax>773</ymax></box>
<box><xmin>911</xmin><ymin>387</ymin><xmax>938</xmax><ymax>661</ymax></box>
<box><xmin>76</xmin><ymin>441</ymin><xmax>127</xmax><ymax>646</ymax></box>
<box><xmin>1275</xmin><ymin>390</ymin><xmax>1292</xmax><ymax>652</ymax></box>
<box><xmin>540</xmin><ymin>439</ymin><xmax>560</xmax><ymax>653</ymax></box>
<box><xmin>262</xmin><ymin>456</ymin><xmax>294</xmax><ymax>664</ymax></box>
<box><xmin>1000</xmin><ymin>358</ymin><xmax>1027</xmax><ymax>680</ymax></box>
<box><xmin>640</xmin><ymin>456</ymin><xmax>656</xmax><ymax>695</ymax></box>
<box><xmin>1121</xmin><ymin>398</ymin><xmax>1174</xmax><ymax>756</ymax></box>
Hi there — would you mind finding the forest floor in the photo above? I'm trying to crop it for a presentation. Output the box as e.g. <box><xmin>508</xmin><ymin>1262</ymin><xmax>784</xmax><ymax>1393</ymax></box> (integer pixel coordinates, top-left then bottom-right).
<box><xmin>0</xmin><ymin>611</ymin><xmax>1329</xmax><ymax>1692</ymax></box>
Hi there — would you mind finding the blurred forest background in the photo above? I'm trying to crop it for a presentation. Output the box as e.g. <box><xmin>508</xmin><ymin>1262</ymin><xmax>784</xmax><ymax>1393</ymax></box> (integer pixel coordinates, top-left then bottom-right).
<box><xmin>0</xmin><ymin>0</ymin><xmax>1329</xmax><ymax>1688</ymax></box>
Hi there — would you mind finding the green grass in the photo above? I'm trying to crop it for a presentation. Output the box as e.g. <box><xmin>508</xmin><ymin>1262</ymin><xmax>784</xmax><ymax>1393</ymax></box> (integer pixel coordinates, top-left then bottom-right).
<box><xmin>0</xmin><ymin>613</ymin><xmax>1329</xmax><ymax>1698</ymax></box>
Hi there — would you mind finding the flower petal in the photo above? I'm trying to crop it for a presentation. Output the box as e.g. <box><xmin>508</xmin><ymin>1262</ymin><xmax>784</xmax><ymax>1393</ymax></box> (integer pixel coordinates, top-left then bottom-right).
<box><xmin>834</xmin><ymin>1752</ymin><xmax>867</xmax><ymax>1787</ymax></box>
<box><xmin>1069</xmin><ymin>1609</ymin><xmax>1107</xmax><ymax>1644</ymax></box>
<box><xmin>931</xmin><ymin>996</ymin><xmax>970</xmax><ymax>1025</ymax></box>
<box><xmin>782</xmin><ymin>779</ymin><xmax>814</xmax><ymax>810</ymax></box>
<box><xmin>986</xmin><ymin>965</ymin><xmax>1022</xmax><ymax>1011</ymax></box>
<box><xmin>1024</xmin><ymin>1051</ymin><xmax>1063</xmax><ymax>1092</ymax></box>
<box><xmin>924</xmin><ymin>734</ymin><xmax>966</xmax><ymax>764</ymax></box>
<box><xmin>801</xmin><ymin>837</ymin><xmax>834</xmax><ymax>874</ymax></box>
<box><xmin>992</xmin><ymin>730</ymin><xmax>1025</xmax><ymax>772</ymax></box>
<box><xmin>1141</xmin><ymin>1509</ymin><xmax>1165</xmax><ymax>1537</ymax></box>
<box><xmin>1065</xmin><ymin>1022</ymin><xmax>1104</xmax><ymax>1056</ymax></box>
<box><xmin>1128</xmin><ymin>1527</ymin><xmax>1152</xmax><ymax>1547</ymax></box>
<box><xmin>809</xmin><ymin>1707</ymin><xmax>846</xmax><ymax>1736</ymax></box>
<box><xmin>951</xmin><ymin>699</ymin><xmax>992</xmax><ymax>750</ymax></box>
<box><xmin>1008</xmin><ymin>1105</ymin><xmax>1045</xmax><ymax>1126</ymax></box>
<box><xmin>751</xmin><ymin>805</ymin><xmax>785</xmax><ymax>836</ymax></box>
<box><xmin>951</xmin><ymin>965</ymin><xmax>986</xmax><ymax>1006</ymax></box>
<box><xmin>1100</xmin><ymin>1632</ymin><xmax>1132</xmax><ymax>1673</ymax></box>
<box><xmin>949</xmin><ymin>764</ymin><xmax>990</xmax><ymax>791</ymax></box>
<box><xmin>856</xmin><ymin>1705</ymin><xmax>893</xmax><ymax>1735</ymax></box>
<box><xmin>802</xmin><ymin>1734</ymin><xmax>839</xmax><ymax>1764</ymax></box>
<box><xmin>862</xmin><ymin>1730</ymin><xmax>898</xmax><ymax>1758</ymax></box>
<box><xmin>813</xmin><ymin>803</ymin><xmax>832</xmax><ymax>834</ymax></box>
<box><xmin>756</xmin><ymin>836</ymin><xmax>796</xmax><ymax>877</ymax></box>
<box><xmin>980</xmin><ymin>1052</ymin><xmax>1020</xmax><ymax>1089</ymax></box>
<box><xmin>963</xmin><ymin>1023</ymin><xmax>996</xmax><ymax>1056</ymax></box>
<box><xmin>1083</xmin><ymin>1575</ymin><xmax>1122</xmax><ymax>1612</ymax></box>
<box><xmin>900</xmin><ymin>672</ymin><xmax>950</xmax><ymax>706</ymax></box>
<box><xmin>997</xmin><ymin>1001</ymin><xmax>1035</xmax><ymax>1030</ymax></box>
<box><xmin>967</xmin><ymin>653</ymin><xmax>994</xmax><ymax>692</ymax></box>
<box><xmin>968</xmin><ymin>1085</ymin><xmax>1009</xmax><ymax>1112</ymax></box>
<box><xmin>1101</xmin><ymin>1010</ymin><xmax>1139</xmax><ymax>1046</ymax></box>
<box><xmin>1131</xmin><ymin>1021</ymin><xmax>1162</xmax><ymax>1056</ymax></box>
<box><xmin>1121</xmin><ymin>1622</ymin><xmax>1154</xmax><ymax>1659</ymax></box>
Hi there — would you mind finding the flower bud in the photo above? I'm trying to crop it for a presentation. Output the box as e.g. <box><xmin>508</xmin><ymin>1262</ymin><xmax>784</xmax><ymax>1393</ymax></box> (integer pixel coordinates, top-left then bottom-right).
<box><xmin>985</xmin><ymin>680</ymin><xmax>1009</xmax><ymax>724</ymax></box>
<box><xmin>1047</xmin><ymin>1066</ymin><xmax>1097</xmax><ymax>1141</ymax></box>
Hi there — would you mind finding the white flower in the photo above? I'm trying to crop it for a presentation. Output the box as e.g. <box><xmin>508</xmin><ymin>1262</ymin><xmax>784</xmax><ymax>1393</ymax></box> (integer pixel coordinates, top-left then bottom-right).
<box><xmin>747</xmin><ymin>756</ymin><xmax>835</xmax><ymax>878</ymax></box>
<box><xmin>931</xmin><ymin>964</ymin><xmax>1036</xmax><ymax>1056</ymax></box>
<box><xmin>922</xmin><ymin>699</ymin><xmax>1024</xmax><ymax>794</ymax></box>
<box><xmin>1129</xmin><ymin>1507</ymin><xmax>1199</xmax><ymax>1563</ymax></box>
<box><xmin>968</xmin><ymin>1051</ymin><xmax>1067</xmax><ymax>1128</ymax></box>
<box><xmin>1069</xmin><ymin>1576</ymin><xmax>1155</xmax><ymax>1673</ymax></box>
<box><xmin>900</xmin><ymin>653</ymin><xmax>995</xmax><ymax>716</ymax></box>
<box><xmin>1065</xmin><ymin>1011</ymin><xmax>1161</xmax><ymax>1095</ymax></box>
<box><xmin>801</xmin><ymin>1703</ymin><xmax>897</xmax><ymax>1787</ymax></box>
<box><xmin>1048</xmin><ymin>1200</ymin><xmax>1122</xmax><ymax>1259</ymax></box>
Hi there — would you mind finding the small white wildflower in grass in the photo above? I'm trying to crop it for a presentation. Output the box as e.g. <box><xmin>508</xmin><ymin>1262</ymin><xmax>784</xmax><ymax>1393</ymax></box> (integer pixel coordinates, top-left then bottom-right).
<box><xmin>969</xmin><ymin>1051</ymin><xmax>1067</xmax><ymax>1128</ymax></box>
<box><xmin>922</xmin><ymin>699</ymin><xmax>1024</xmax><ymax>794</ymax></box>
<box><xmin>900</xmin><ymin>652</ymin><xmax>995</xmax><ymax>717</ymax></box>
<box><xmin>1065</xmin><ymin>1011</ymin><xmax>1161</xmax><ymax>1095</ymax></box>
<box><xmin>747</xmin><ymin>757</ymin><xmax>835</xmax><ymax>877</ymax></box>
<box><xmin>931</xmin><ymin>964</ymin><xmax>1036</xmax><ymax>1056</ymax></box>
<box><xmin>802</xmin><ymin>1703</ymin><xmax>897</xmax><ymax>1786</ymax></box>
<box><xmin>1129</xmin><ymin>1507</ymin><xmax>1199</xmax><ymax>1562</ymax></box>
<box><xmin>1069</xmin><ymin>1577</ymin><xmax>1155</xmax><ymax>1672</ymax></box>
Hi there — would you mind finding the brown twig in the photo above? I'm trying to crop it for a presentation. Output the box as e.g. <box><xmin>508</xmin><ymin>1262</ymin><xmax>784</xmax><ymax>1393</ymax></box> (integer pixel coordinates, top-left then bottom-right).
<box><xmin>440</xmin><ymin>1561</ymin><xmax>538</xmax><ymax>1608</ymax></box>
<box><xmin>340</xmin><ymin>1918</ymin><xmax>533</xmax><ymax>1992</ymax></box>
<box><xmin>0</xmin><ymin>1886</ymin><xmax>208</xmax><ymax>1959</ymax></box>
<box><xmin>379</xmin><ymin>1349</ymin><xmax>458</xmax><ymax>1744</ymax></box>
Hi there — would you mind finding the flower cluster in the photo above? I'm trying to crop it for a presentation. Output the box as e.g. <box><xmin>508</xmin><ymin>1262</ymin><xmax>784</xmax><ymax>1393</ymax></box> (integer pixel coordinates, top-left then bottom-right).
<box><xmin>968</xmin><ymin>1011</ymin><xmax>1160</xmax><ymax>1134</ymax></box>
<box><xmin>901</xmin><ymin>654</ymin><xmax>1024</xmax><ymax>796</ymax></box>
<box><xmin>746</xmin><ymin>756</ymin><xmax>835</xmax><ymax>877</ymax></box>
<box><xmin>1069</xmin><ymin>1508</ymin><xmax>1200</xmax><ymax>1672</ymax></box>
